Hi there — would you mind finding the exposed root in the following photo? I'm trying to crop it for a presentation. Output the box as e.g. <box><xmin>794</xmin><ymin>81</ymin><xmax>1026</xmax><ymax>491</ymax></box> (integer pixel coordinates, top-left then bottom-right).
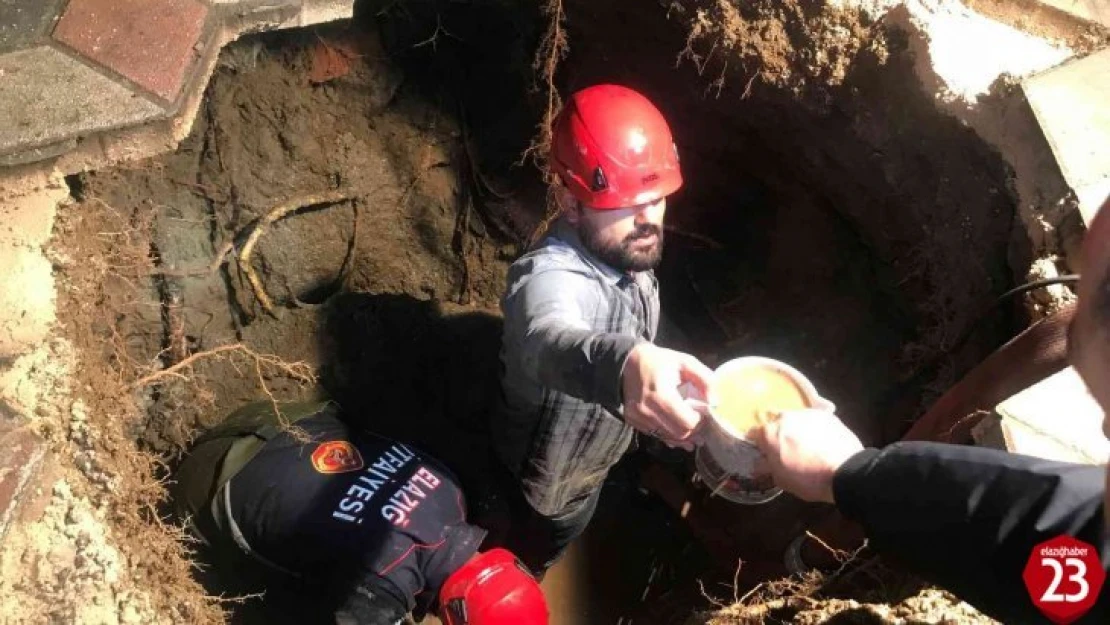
<box><xmin>237</xmin><ymin>190</ymin><xmax>355</xmax><ymax>317</ymax></box>
<box><xmin>453</xmin><ymin>172</ymin><xmax>475</xmax><ymax>305</ymax></box>
<box><xmin>520</xmin><ymin>0</ymin><xmax>568</xmax><ymax>183</ymax></box>
<box><xmin>131</xmin><ymin>343</ymin><xmax>311</xmax><ymax>388</ymax></box>
<box><xmin>457</xmin><ymin>102</ymin><xmax>523</xmax><ymax>246</ymax></box>
<box><xmin>514</xmin><ymin>0</ymin><xmax>570</xmax><ymax>247</ymax></box>
<box><xmin>412</xmin><ymin>12</ymin><xmax>462</xmax><ymax>51</ymax></box>
<box><xmin>212</xmin><ymin>591</ymin><xmax>267</xmax><ymax>606</ymax></box>
<box><xmin>740</xmin><ymin>70</ymin><xmax>759</xmax><ymax>99</ymax></box>
<box><xmin>805</xmin><ymin>533</ymin><xmax>872</xmax><ymax>596</ymax></box>
<box><xmin>130</xmin><ymin>343</ymin><xmax>316</xmax><ymax>442</ymax></box>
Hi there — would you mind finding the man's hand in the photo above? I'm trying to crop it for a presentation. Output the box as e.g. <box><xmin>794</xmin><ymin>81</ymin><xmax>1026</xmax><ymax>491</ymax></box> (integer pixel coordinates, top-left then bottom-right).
<box><xmin>621</xmin><ymin>343</ymin><xmax>714</xmax><ymax>450</ymax></box>
<box><xmin>750</xmin><ymin>409</ymin><xmax>864</xmax><ymax>504</ymax></box>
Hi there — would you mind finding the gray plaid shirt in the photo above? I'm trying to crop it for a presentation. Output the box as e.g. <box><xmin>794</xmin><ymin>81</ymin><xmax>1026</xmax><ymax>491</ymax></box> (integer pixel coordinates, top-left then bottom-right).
<box><xmin>493</xmin><ymin>218</ymin><xmax>659</xmax><ymax>517</ymax></box>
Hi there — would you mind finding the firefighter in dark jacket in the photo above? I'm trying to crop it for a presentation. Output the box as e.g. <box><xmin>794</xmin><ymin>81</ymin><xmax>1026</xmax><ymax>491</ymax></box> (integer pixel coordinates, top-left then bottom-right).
<box><xmin>752</xmin><ymin>194</ymin><xmax>1110</xmax><ymax>624</ymax></box>
<box><xmin>170</xmin><ymin>400</ymin><xmax>548</xmax><ymax>625</ymax></box>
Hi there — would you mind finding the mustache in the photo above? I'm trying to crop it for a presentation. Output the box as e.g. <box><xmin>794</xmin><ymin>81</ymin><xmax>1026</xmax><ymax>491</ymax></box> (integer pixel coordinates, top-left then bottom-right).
<box><xmin>624</xmin><ymin>224</ymin><xmax>662</xmax><ymax>243</ymax></box>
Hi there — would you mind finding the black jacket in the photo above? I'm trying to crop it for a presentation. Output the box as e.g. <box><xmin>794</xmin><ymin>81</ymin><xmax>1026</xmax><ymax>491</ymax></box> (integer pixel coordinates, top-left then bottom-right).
<box><xmin>834</xmin><ymin>442</ymin><xmax>1109</xmax><ymax>623</ymax></box>
<box><xmin>174</xmin><ymin>402</ymin><xmax>485</xmax><ymax>623</ymax></box>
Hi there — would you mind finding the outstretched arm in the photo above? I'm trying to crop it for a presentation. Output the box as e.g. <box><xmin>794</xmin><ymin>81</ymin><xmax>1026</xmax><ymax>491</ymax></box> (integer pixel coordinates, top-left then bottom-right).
<box><xmin>753</xmin><ymin>409</ymin><xmax>1110</xmax><ymax>624</ymax></box>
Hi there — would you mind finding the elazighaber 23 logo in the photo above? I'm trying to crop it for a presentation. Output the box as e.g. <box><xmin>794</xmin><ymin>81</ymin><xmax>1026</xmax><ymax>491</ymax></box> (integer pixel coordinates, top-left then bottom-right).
<box><xmin>1023</xmin><ymin>535</ymin><xmax>1106</xmax><ymax>624</ymax></box>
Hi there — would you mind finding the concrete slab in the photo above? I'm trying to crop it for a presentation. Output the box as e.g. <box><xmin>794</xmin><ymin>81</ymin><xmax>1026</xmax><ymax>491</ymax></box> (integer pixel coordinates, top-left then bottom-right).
<box><xmin>1037</xmin><ymin>0</ymin><xmax>1110</xmax><ymax>28</ymax></box>
<box><xmin>0</xmin><ymin>0</ymin><xmax>64</xmax><ymax>54</ymax></box>
<box><xmin>0</xmin><ymin>246</ymin><xmax>54</xmax><ymax>359</ymax></box>
<box><xmin>0</xmin><ymin>170</ymin><xmax>66</xmax><ymax>250</ymax></box>
<box><xmin>300</xmin><ymin>0</ymin><xmax>354</xmax><ymax>26</ymax></box>
<box><xmin>0</xmin><ymin>139</ymin><xmax>76</xmax><ymax>168</ymax></box>
<box><xmin>1076</xmin><ymin>178</ymin><xmax>1110</xmax><ymax>224</ymax></box>
<box><xmin>1023</xmin><ymin>48</ymin><xmax>1110</xmax><ymax>225</ymax></box>
<box><xmin>0</xmin><ymin>46</ymin><xmax>164</xmax><ymax>158</ymax></box>
<box><xmin>53</xmin><ymin>0</ymin><xmax>210</xmax><ymax>102</ymax></box>
<box><xmin>988</xmin><ymin>367</ymin><xmax>1110</xmax><ymax>464</ymax></box>
<box><xmin>203</xmin><ymin>0</ymin><xmax>346</xmax><ymax>29</ymax></box>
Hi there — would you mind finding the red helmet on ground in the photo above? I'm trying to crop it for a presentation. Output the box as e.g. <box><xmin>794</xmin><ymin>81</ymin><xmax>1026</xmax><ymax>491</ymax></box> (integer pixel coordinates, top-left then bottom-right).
<box><xmin>551</xmin><ymin>84</ymin><xmax>683</xmax><ymax>210</ymax></box>
<box><xmin>438</xmin><ymin>548</ymin><xmax>548</xmax><ymax>625</ymax></box>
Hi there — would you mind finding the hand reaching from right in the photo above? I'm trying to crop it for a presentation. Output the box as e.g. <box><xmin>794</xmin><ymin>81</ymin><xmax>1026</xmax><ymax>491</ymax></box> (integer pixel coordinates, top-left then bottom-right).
<box><xmin>750</xmin><ymin>408</ymin><xmax>865</xmax><ymax>504</ymax></box>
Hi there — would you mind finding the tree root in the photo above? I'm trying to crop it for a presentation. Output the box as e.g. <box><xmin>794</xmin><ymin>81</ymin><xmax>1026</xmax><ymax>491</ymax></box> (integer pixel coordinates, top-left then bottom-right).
<box><xmin>131</xmin><ymin>343</ymin><xmax>314</xmax><ymax>390</ymax></box>
<box><xmin>238</xmin><ymin>189</ymin><xmax>354</xmax><ymax>316</ymax></box>
<box><xmin>130</xmin><ymin>342</ymin><xmax>317</xmax><ymax>442</ymax></box>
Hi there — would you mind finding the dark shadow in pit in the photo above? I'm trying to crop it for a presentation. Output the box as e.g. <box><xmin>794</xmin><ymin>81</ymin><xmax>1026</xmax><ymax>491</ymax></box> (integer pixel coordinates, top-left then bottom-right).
<box><xmin>354</xmin><ymin>0</ymin><xmax>551</xmax><ymax>247</ymax></box>
<box><xmin>316</xmin><ymin>292</ymin><xmax>504</xmax><ymax>494</ymax></box>
<box><xmin>187</xmin><ymin>528</ymin><xmax>369</xmax><ymax>625</ymax></box>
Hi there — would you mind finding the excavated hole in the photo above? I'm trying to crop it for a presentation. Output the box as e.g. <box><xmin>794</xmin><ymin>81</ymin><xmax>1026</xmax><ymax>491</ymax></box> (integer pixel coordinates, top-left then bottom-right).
<box><xmin>47</xmin><ymin>1</ymin><xmax>1031</xmax><ymax>623</ymax></box>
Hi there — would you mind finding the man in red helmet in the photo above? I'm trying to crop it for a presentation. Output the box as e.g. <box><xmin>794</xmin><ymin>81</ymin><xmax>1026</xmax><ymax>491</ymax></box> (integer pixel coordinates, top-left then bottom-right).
<box><xmin>171</xmin><ymin>400</ymin><xmax>548</xmax><ymax>624</ymax></box>
<box><xmin>493</xmin><ymin>84</ymin><xmax>715</xmax><ymax>575</ymax></box>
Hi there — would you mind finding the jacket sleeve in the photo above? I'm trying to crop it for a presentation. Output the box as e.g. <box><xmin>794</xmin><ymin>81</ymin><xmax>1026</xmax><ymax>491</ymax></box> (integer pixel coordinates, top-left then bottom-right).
<box><xmin>833</xmin><ymin>442</ymin><xmax>1109</xmax><ymax>623</ymax></box>
<box><xmin>502</xmin><ymin>268</ymin><xmax>645</xmax><ymax>414</ymax></box>
<box><xmin>334</xmin><ymin>575</ymin><xmax>408</xmax><ymax>625</ymax></box>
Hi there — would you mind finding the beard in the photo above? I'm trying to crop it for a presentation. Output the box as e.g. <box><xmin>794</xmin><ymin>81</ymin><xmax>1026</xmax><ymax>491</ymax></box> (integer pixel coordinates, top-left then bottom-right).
<box><xmin>578</xmin><ymin>222</ymin><xmax>664</xmax><ymax>272</ymax></box>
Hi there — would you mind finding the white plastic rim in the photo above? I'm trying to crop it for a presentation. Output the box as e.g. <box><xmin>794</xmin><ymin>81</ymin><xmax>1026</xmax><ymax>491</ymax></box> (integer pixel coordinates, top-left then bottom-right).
<box><xmin>694</xmin><ymin>446</ymin><xmax>783</xmax><ymax>505</ymax></box>
<box><xmin>705</xmin><ymin>355</ymin><xmax>835</xmax><ymax>441</ymax></box>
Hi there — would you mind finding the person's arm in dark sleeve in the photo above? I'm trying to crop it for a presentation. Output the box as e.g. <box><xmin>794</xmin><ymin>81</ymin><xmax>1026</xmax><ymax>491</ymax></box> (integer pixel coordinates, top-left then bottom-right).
<box><xmin>833</xmin><ymin>441</ymin><xmax>1109</xmax><ymax>623</ymax></box>
<box><xmin>334</xmin><ymin>574</ymin><xmax>409</xmax><ymax>625</ymax></box>
<box><xmin>503</xmin><ymin>269</ymin><xmax>645</xmax><ymax>414</ymax></box>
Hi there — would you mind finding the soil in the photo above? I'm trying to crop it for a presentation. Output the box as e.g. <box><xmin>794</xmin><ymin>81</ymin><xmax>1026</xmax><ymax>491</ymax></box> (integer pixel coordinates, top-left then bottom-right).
<box><xmin>695</xmin><ymin>586</ymin><xmax>996</xmax><ymax>624</ymax></box>
<box><xmin>8</xmin><ymin>0</ymin><xmax>1039</xmax><ymax>622</ymax></box>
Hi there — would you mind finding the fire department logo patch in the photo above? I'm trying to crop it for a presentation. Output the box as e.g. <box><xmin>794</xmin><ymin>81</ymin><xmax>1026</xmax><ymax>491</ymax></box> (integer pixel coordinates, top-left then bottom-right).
<box><xmin>311</xmin><ymin>441</ymin><xmax>364</xmax><ymax>474</ymax></box>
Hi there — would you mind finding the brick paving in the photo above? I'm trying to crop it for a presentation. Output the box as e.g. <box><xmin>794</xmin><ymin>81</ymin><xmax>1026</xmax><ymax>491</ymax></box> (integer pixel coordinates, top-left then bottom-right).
<box><xmin>0</xmin><ymin>46</ymin><xmax>163</xmax><ymax>156</ymax></box>
<box><xmin>53</xmin><ymin>0</ymin><xmax>209</xmax><ymax>102</ymax></box>
<box><xmin>0</xmin><ymin>0</ymin><xmax>356</xmax><ymax>168</ymax></box>
<box><xmin>0</xmin><ymin>0</ymin><xmax>64</xmax><ymax>54</ymax></box>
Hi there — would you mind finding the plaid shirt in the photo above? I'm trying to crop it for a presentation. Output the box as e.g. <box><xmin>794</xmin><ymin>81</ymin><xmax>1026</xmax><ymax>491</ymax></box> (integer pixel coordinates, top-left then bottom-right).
<box><xmin>493</xmin><ymin>218</ymin><xmax>659</xmax><ymax>517</ymax></box>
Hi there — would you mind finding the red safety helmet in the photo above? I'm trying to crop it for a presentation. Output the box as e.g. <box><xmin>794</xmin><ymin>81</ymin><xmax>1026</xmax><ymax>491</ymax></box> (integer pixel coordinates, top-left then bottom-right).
<box><xmin>551</xmin><ymin>84</ymin><xmax>683</xmax><ymax>210</ymax></box>
<box><xmin>438</xmin><ymin>549</ymin><xmax>548</xmax><ymax>625</ymax></box>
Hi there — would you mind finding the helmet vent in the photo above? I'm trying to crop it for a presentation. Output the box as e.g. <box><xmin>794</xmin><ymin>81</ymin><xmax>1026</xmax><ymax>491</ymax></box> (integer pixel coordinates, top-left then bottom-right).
<box><xmin>591</xmin><ymin>166</ymin><xmax>608</xmax><ymax>192</ymax></box>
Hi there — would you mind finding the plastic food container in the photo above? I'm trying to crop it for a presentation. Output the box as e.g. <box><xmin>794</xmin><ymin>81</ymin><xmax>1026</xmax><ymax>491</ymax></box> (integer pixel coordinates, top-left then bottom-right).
<box><xmin>693</xmin><ymin>356</ymin><xmax>834</xmax><ymax>505</ymax></box>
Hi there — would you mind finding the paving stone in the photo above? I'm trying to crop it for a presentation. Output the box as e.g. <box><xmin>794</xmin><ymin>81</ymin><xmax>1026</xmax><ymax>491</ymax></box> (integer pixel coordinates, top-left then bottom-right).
<box><xmin>0</xmin><ymin>0</ymin><xmax>64</xmax><ymax>54</ymax></box>
<box><xmin>214</xmin><ymin>0</ymin><xmax>301</xmax><ymax>36</ymax></box>
<box><xmin>0</xmin><ymin>425</ymin><xmax>46</xmax><ymax>541</ymax></box>
<box><xmin>0</xmin><ymin>46</ymin><xmax>164</xmax><ymax>157</ymax></box>
<box><xmin>53</xmin><ymin>0</ymin><xmax>209</xmax><ymax>102</ymax></box>
<box><xmin>0</xmin><ymin>138</ymin><xmax>76</xmax><ymax>167</ymax></box>
<box><xmin>1023</xmin><ymin>48</ymin><xmax>1110</xmax><ymax>225</ymax></box>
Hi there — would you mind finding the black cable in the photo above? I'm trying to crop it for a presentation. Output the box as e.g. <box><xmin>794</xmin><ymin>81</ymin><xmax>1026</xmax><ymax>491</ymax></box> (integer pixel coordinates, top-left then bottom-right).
<box><xmin>931</xmin><ymin>274</ymin><xmax>1080</xmax><ymax>365</ymax></box>
<box><xmin>884</xmin><ymin>273</ymin><xmax>1081</xmax><ymax>438</ymax></box>
<box><xmin>997</xmin><ymin>275</ymin><xmax>1080</xmax><ymax>302</ymax></box>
